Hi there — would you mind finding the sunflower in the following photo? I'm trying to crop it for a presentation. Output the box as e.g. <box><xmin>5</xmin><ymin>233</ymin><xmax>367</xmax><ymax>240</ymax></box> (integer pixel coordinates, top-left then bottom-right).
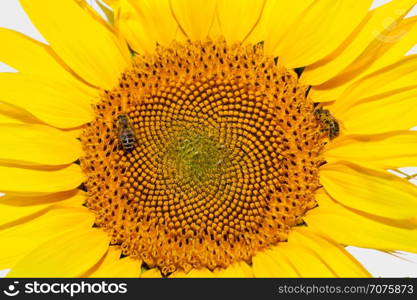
<box><xmin>1</xmin><ymin>0</ymin><xmax>417</xmax><ymax>278</ymax></box>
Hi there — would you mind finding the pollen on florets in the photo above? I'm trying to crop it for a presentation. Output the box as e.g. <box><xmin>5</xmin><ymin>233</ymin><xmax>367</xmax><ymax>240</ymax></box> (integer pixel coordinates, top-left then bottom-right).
<box><xmin>80</xmin><ymin>39</ymin><xmax>327</xmax><ymax>275</ymax></box>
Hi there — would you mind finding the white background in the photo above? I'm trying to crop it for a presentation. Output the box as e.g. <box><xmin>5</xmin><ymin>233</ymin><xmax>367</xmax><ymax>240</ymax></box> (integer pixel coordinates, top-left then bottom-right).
<box><xmin>0</xmin><ymin>0</ymin><xmax>417</xmax><ymax>277</ymax></box>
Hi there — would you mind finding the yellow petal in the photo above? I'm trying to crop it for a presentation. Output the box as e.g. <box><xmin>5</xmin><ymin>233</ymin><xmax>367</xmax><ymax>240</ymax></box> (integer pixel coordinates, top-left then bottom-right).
<box><xmin>0</xmin><ymin>207</ymin><xmax>94</xmax><ymax>269</ymax></box>
<box><xmin>269</xmin><ymin>244</ymin><xmax>336</xmax><ymax>277</ymax></box>
<box><xmin>86</xmin><ymin>247</ymin><xmax>141</xmax><ymax>278</ymax></box>
<box><xmin>0</xmin><ymin>73</ymin><xmax>94</xmax><ymax>128</ymax></box>
<box><xmin>0</xmin><ymin>28</ymin><xmax>82</xmax><ymax>83</ymax></box>
<box><xmin>288</xmin><ymin>228</ymin><xmax>371</xmax><ymax>277</ymax></box>
<box><xmin>0</xmin><ymin>124</ymin><xmax>83</xmax><ymax>165</ymax></box>
<box><xmin>335</xmin><ymin>88</ymin><xmax>417</xmax><ymax>135</ymax></box>
<box><xmin>141</xmin><ymin>268</ymin><xmax>162</xmax><ymax>278</ymax></box>
<box><xmin>252</xmin><ymin>250</ymin><xmax>299</xmax><ymax>277</ymax></box>
<box><xmin>320</xmin><ymin>161</ymin><xmax>417</xmax><ymax>219</ymax></box>
<box><xmin>116</xmin><ymin>0</ymin><xmax>178</xmax><ymax>54</ymax></box>
<box><xmin>305</xmin><ymin>191</ymin><xmax>417</xmax><ymax>253</ymax></box>
<box><xmin>0</xmin><ymin>190</ymin><xmax>85</xmax><ymax>228</ymax></box>
<box><xmin>75</xmin><ymin>0</ymin><xmax>115</xmax><ymax>32</ymax></box>
<box><xmin>301</xmin><ymin>0</ymin><xmax>416</xmax><ymax>86</ymax></box>
<box><xmin>247</xmin><ymin>0</ymin><xmax>314</xmax><ymax>53</ymax></box>
<box><xmin>62</xmin><ymin>127</ymin><xmax>84</xmax><ymax>141</ymax></box>
<box><xmin>213</xmin><ymin>261</ymin><xmax>253</xmax><ymax>278</ymax></box>
<box><xmin>96</xmin><ymin>0</ymin><xmax>115</xmax><ymax>24</ymax></box>
<box><xmin>276</xmin><ymin>0</ymin><xmax>373</xmax><ymax>69</ymax></box>
<box><xmin>115</xmin><ymin>0</ymin><xmax>150</xmax><ymax>54</ymax></box>
<box><xmin>309</xmin><ymin>15</ymin><xmax>417</xmax><ymax>102</ymax></box>
<box><xmin>325</xmin><ymin>131</ymin><xmax>417</xmax><ymax>169</ymax></box>
<box><xmin>0</xmin><ymin>164</ymin><xmax>85</xmax><ymax>194</ymax></box>
<box><xmin>75</xmin><ymin>0</ymin><xmax>128</xmax><ymax>53</ymax></box>
<box><xmin>208</xmin><ymin>14</ymin><xmax>222</xmax><ymax>39</ymax></box>
<box><xmin>0</xmin><ymin>110</ymin><xmax>23</xmax><ymax>124</ymax></box>
<box><xmin>102</xmin><ymin>0</ymin><xmax>117</xmax><ymax>7</ymax></box>
<box><xmin>361</xmin><ymin>16</ymin><xmax>417</xmax><ymax>77</ymax></box>
<box><xmin>331</xmin><ymin>55</ymin><xmax>417</xmax><ymax>115</ymax></box>
<box><xmin>171</xmin><ymin>268</ymin><xmax>215</xmax><ymax>278</ymax></box>
<box><xmin>216</xmin><ymin>0</ymin><xmax>265</xmax><ymax>43</ymax></box>
<box><xmin>0</xmin><ymin>103</ymin><xmax>40</xmax><ymax>124</ymax></box>
<box><xmin>19</xmin><ymin>0</ymin><xmax>129</xmax><ymax>89</ymax></box>
<box><xmin>8</xmin><ymin>226</ymin><xmax>108</xmax><ymax>277</ymax></box>
<box><xmin>170</xmin><ymin>0</ymin><xmax>217</xmax><ymax>40</ymax></box>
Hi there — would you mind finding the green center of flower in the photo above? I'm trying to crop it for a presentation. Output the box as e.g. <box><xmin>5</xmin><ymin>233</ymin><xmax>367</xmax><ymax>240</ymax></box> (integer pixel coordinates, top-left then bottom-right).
<box><xmin>166</xmin><ymin>129</ymin><xmax>229</xmax><ymax>184</ymax></box>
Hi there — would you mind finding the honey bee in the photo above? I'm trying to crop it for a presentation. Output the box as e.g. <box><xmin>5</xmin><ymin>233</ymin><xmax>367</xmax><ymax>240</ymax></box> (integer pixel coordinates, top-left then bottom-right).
<box><xmin>117</xmin><ymin>114</ymin><xmax>136</xmax><ymax>152</ymax></box>
<box><xmin>314</xmin><ymin>108</ymin><xmax>340</xmax><ymax>140</ymax></box>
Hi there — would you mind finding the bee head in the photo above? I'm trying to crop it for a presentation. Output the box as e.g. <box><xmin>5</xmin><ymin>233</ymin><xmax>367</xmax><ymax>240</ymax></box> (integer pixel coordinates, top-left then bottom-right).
<box><xmin>117</xmin><ymin>114</ymin><xmax>129</xmax><ymax>126</ymax></box>
<box><xmin>314</xmin><ymin>108</ymin><xmax>330</xmax><ymax>118</ymax></box>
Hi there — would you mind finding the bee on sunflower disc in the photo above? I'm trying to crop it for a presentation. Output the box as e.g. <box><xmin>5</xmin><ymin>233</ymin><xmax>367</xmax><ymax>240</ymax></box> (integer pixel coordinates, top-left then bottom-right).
<box><xmin>314</xmin><ymin>108</ymin><xmax>340</xmax><ymax>140</ymax></box>
<box><xmin>117</xmin><ymin>114</ymin><xmax>136</xmax><ymax>152</ymax></box>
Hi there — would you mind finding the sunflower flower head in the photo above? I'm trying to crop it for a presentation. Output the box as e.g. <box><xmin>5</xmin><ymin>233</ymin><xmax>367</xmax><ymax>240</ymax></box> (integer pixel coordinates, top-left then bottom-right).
<box><xmin>1</xmin><ymin>0</ymin><xmax>417</xmax><ymax>278</ymax></box>
<box><xmin>80</xmin><ymin>39</ymin><xmax>329</xmax><ymax>274</ymax></box>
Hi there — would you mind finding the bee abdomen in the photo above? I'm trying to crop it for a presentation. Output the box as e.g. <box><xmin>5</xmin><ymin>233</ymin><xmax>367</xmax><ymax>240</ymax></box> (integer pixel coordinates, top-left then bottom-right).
<box><xmin>120</xmin><ymin>131</ymin><xmax>136</xmax><ymax>152</ymax></box>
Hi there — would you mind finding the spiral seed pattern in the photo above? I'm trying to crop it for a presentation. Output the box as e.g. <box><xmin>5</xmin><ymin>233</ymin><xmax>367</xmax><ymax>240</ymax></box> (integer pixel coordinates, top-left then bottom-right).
<box><xmin>81</xmin><ymin>40</ymin><xmax>327</xmax><ymax>275</ymax></box>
